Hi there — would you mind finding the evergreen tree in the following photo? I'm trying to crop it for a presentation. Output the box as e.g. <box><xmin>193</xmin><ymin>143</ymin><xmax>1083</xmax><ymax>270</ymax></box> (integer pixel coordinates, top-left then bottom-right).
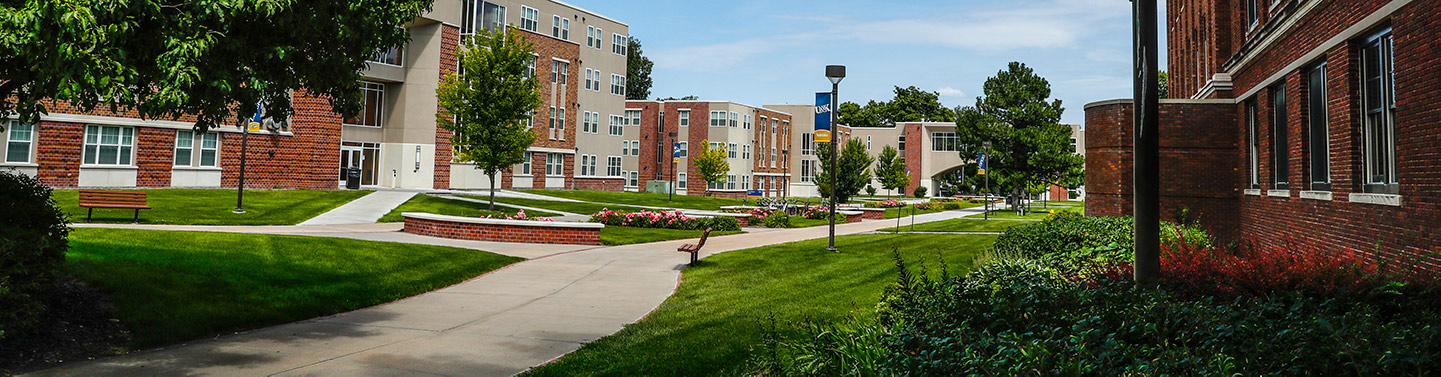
<box><xmin>625</xmin><ymin>37</ymin><xmax>654</xmax><ymax>100</ymax></box>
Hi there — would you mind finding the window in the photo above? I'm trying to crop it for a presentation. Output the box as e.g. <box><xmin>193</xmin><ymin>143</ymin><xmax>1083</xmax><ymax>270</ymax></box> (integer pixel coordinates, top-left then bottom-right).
<box><xmin>610</xmin><ymin>74</ymin><xmax>626</xmax><ymax>96</ymax></box>
<box><xmin>1271</xmin><ymin>85</ymin><xmax>1288</xmax><ymax>188</ymax></box>
<box><xmin>1306</xmin><ymin>63</ymin><xmax>1330</xmax><ymax>190</ymax></box>
<box><xmin>1245</xmin><ymin>0</ymin><xmax>1259</xmax><ymax>28</ymax></box>
<box><xmin>584</xmin><ymin>69</ymin><xmax>595</xmax><ymax>91</ymax></box>
<box><xmin>578</xmin><ymin>155</ymin><xmax>589</xmax><ymax>176</ymax></box>
<box><xmin>1069</xmin><ymin>138</ymin><xmax>1078</xmax><ymax>153</ymax></box>
<box><xmin>5</xmin><ymin>121</ymin><xmax>33</xmax><ymax>163</ymax></box>
<box><xmin>548</xmin><ymin>107</ymin><xmax>557</xmax><ymax>139</ymax></box>
<box><xmin>759</xmin><ymin>116</ymin><xmax>768</xmax><ymax>133</ymax></box>
<box><xmin>82</xmin><ymin>125</ymin><xmax>135</xmax><ymax>165</ymax></box>
<box><xmin>520</xmin><ymin>6</ymin><xmax>539</xmax><ymax>32</ymax></box>
<box><xmin>626</xmin><ymin>109</ymin><xmax>641</xmax><ymax>126</ymax></box>
<box><xmin>801</xmin><ymin>132</ymin><xmax>813</xmax><ymax>155</ymax></box>
<box><xmin>801</xmin><ymin>160</ymin><xmax>816</xmax><ymax>182</ymax></box>
<box><xmin>586</xmin><ymin>26</ymin><xmax>597</xmax><ymax>48</ymax></box>
<box><xmin>709</xmin><ymin>111</ymin><xmax>726</xmax><ymax>127</ymax></box>
<box><xmin>677</xmin><ymin>142</ymin><xmax>688</xmax><ymax>157</ymax></box>
<box><xmin>621</xmin><ymin>140</ymin><xmax>630</xmax><ymax>156</ymax></box>
<box><xmin>609</xmin><ymin>114</ymin><xmax>624</xmax><ymax>136</ymax></box>
<box><xmin>369</xmin><ymin>43</ymin><xmax>404</xmax><ymax>66</ymax></box>
<box><xmin>551</xmin><ymin>16</ymin><xmax>569</xmax><ymax>40</ymax></box>
<box><xmin>582</xmin><ymin>111</ymin><xmax>594</xmax><ymax>133</ymax></box>
<box><xmin>1360</xmin><ymin>29</ymin><xmax>1397</xmax><ymax>194</ymax></box>
<box><xmin>677</xmin><ymin>173</ymin><xmax>687</xmax><ymax>189</ymax></box>
<box><xmin>1246</xmin><ymin>100</ymin><xmax>1260</xmax><ymax>187</ymax></box>
<box><xmin>630</xmin><ymin>140</ymin><xmax>640</xmax><ymax>156</ymax></box>
<box><xmin>613</xmin><ymin>34</ymin><xmax>628</xmax><ymax>55</ymax></box>
<box><xmin>628</xmin><ymin>171</ymin><xmax>639</xmax><ymax>187</ymax></box>
<box><xmin>866</xmin><ymin>135</ymin><xmax>872</xmax><ymax>150</ymax></box>
<box><xmin>345</xmin><ymin>82</ymin><xmax>386</xmax><ymax>127</ymax></box>
<box><xmin>461</xmin><ymin>1</ymin><xmax>506</xmax><ymax>36</ymax></box>
<box><xmin>525</xmin><ymin>55</ymin><xmax>537</xmax><ymax>79</ymax></box>
<box><xmin>585</xmin><ymin>155</ymin><xmax>599</xmax><ymax>176</ymax></box>
<box><xmin>931</xmin><ymin>132</ymin><xmax>959</xmax><ymax>151</ymax></box>
<box><xmin>771</xmin><ymin>149</ymin><xmax>776</xmax><ymax>166</ymax></box>
<box><xmin>728</xmin><ymin>143</ymin><xmax>737</xmax><ymax>159</ymax></box>
<box><xmin>678</xmin><ymin>110</ymin><xmax>690</xmax><ymax>127</ymax></box>
<box><xmin>728</xmin><ymin>174</ymin><xmax>737</xmax><ymax>190</ymax></box>
<box><xmin>729</xmin><ymin>112</ymin><xmax>738</xmax><ymax>128</ymax></box>
<box><xmin>173</xmin><ymin>132</ymin><xmax>219</xmax><ymax>167</ymax></box>
<box><xmin>743</xmin><ymin>115</ymin><xmax>752</xmax><ymax>130</ymax></box>
<box><xmin>546</xmin><ymin>153</ymin><xmax>564</xmax><ymax>176</ymax></box>
<box><xmin>742</xmin><ymin>175</ymin><xmax>749</xmax><ymax>190</ymax></box>
<box><xmin>898</xmin><ymin>135</ymin><xmax>906</xmax><ymax>154</ymax></box>
<box><xmin>772</xmin><ymin>119</ymin><xmax>779</xmax><ymax>134</ymax></box>
<box><xmin>607</xmin><ymin>156</ymin><xmax>622</xmax><ymax>177</ymax></box>
<box><xmin>742</xmin><ymin>145</ymin><xmax>750</xmax><ymax>160</ymax></box>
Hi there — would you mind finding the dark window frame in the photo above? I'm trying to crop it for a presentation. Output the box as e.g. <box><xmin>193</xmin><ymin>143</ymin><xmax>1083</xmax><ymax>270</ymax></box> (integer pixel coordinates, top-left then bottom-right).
<box><xmin>1305</xmin><ymin>62</ymin><xmax>1330</xmax><ymax>191</ymax></box>
<box><xmin>1359</xmin><ymin>28</ymin><xmax>1398</xmax><ymax>194</ymax></box>
<box><xmin>1270</xmin><ymin>84</ymin><xmax>1289</xmax><ymax>189</ymax></box>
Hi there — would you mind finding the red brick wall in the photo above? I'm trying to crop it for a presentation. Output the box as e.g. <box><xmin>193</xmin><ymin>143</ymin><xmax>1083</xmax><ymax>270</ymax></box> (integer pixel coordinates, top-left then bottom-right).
<box><xmin>515</xmin><ymin>28</ymin><xmax>579</xmax><ymax>152</ymax></box>
<box><xmin>574</xmin><ymin>177</ymin><xmax>624</xmax><ymax>191</ymax></box>
<box><xmin>1084</xmin><ymin>100</ymin><xmax>1242</xmax><ymax>241</ymax></box>
<box><xmin>136</xmin><ymin>127</ymin><xmax>175</xmax><ymax>187</ymax></box>
<box><xmin>403</xmin><ymin>216</ymin><xmax>602</xmax><ymax>245</ymax></box>
<box><xmin>220</xmin><ymin>91</ymin><xmax>341</xmax><ymax>190</ymax></box>
<box><xmin>676</xmin><ymin>102</ymin><xmax>713</xmax><ymax>196</ymax></box>
<box><xmin>903</xmin><ymin>123</ymin><xmax>924</xmax><ymax>195</ymax></box>
<box><xmin>633</xmin><ymin>101</ymin><xmax>667</xmax><ymax>189</ymax></box>
<box><xmin>434</xmin><ymin>24</ymin><xmax>459</xmax><ymax>190</ymax></box>
<box><xmin>36</xmin><ymin>121</ymin><xmax>82</xmax><ymax>187</ymax></box>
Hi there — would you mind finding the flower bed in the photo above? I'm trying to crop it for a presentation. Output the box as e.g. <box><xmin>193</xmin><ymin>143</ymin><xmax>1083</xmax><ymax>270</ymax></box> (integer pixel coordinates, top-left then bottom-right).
<box><xmin>402</xmin><ymin>212</ymin><xmax>600</xmax><ymax>245</ymax></box>
<box><xmin>590</xmin><ymin>209</ymin><xmax>741</xmax><ymax>231</ymax></box>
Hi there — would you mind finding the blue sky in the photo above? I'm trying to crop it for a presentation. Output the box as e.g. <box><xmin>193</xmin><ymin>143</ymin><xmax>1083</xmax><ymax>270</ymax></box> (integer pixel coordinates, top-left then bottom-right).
<box><xmin>579</xmin><ymin>0</ymin><xmax>1166</xmax><ymax>125</ymax></box>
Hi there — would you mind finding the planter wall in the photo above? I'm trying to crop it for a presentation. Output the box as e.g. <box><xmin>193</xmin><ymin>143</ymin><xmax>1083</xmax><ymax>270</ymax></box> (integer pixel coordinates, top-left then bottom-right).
<box><xmin>403</xmin><ymin>212</ymin><xmax>604</xmax><ymax>245</ymax></box>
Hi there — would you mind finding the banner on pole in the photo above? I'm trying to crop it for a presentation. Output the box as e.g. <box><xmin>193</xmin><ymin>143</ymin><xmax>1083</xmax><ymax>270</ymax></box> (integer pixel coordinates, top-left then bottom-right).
<box><xmin>814</xmin><ymin>92</ymin><xmax>832</xmax><ymax>143</ymax></box>
<box><xmin>978</xmin><ymin>153</ymin><xmax>988</xmax><ymax>175</ymax></box>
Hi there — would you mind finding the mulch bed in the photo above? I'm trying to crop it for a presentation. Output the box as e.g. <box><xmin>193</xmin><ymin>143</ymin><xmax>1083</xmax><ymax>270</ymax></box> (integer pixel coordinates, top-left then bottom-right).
<box><xmin>0</xmin><ymin>274</ymin><xmax>131</xmax><ymax>375</ymax></box>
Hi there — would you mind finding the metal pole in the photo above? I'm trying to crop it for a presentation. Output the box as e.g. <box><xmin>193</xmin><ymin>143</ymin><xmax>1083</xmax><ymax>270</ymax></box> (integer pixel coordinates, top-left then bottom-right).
<box><xmin>1133</xmin><ymin>0</ymin><xmax>1161</xmax><ymax>284</ymax></box>
<box><xmin>984</xmin><ymin>155</ymin><xmax>990</xmax><ymax>220</ymax></box>
<box><xmin>669</xmin><ymin>133</ymin><xmax>677</xmax><ymax>204</ymax></box>
<box><xmin>827</xmin><ymin>83</ymin><xmax>838</xmax><ymax>252</ymax></box>
<box><xmin>234</xmin><ymin>126</ymin><xmax>248</xmax><ymax>214</ymax></box>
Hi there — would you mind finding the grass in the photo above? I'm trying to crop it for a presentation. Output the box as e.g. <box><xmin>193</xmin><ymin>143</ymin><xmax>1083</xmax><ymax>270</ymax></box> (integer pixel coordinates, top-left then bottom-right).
<box><xmin>473</xmin><ymin>195</ymin><xmax>652</xmax><ymax>215</ymax></box>
<box><xmin>599</xmin><ymin>226</ymin><xmax>743</xmax><ymax>246</ymax></box>
<box><xmin>877</xmin><ymin>218</ymin><xmax>1029</xmax><ymax>233</ymax></box>
<box><xmin>522</xmin><ymin>233</ymin><xmax>996</xmax><ymax>376</ymax></box>
<box><xmin>984</xmin><ymin>208</ymin><xmax>1081</xmax><ymax>219</ymax></box>
<box><xmin>65</xmin><ymin>228</ymin><xmax>522</xmax><ymax>348</ymax></box>
<box><xmin>520</xmin><ymin>189</ymin><xmax>744</xmax><ymax>210</ymax></box>
<box><xmin>882</xmin><ymin>206</ymin><xmax>946</xmax><ymax>219</ymax></box>
<box><xmin>53</xmin><ymin>189</ymin><xmax>370</xmax><ymax>225</ymax></box>
<box><xmin>378</xmin><ymin>195</ymin><xmax>558</xmax><ymax>222</ymax></box>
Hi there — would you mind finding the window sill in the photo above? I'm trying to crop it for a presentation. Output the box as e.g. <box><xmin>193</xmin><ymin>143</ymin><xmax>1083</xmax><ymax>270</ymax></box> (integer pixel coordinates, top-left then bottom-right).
<box><xmin>173</xmin><ymin>166</ymin><xmax>222</xmax><ymax>171</ymax></box>
<box><xmin>80</xmin><ymin>165</ymin><xmax>139</xmax><ymax>170</ymax></box>
<box><xmin>1348</xmin><ymin>193</ymin><xmax>1402</xmax><ymax>207</ymax></box>
<box><xmin>0</xmin><ymin>162</ymin><xmax>38</xmax><ymax>167</ymax></box>
<box><xmin>1267</xmin><ymin>189</ymin><xmax>1291</xmax><ymax>198</ymax></box>
<box><xmin>1244</xmin><ymin>189</ymin><xmax>1262</xmax><ymax>196</ymax></box>
<box><xmin>1299</xmin><ymin>191</ymin><xmax>1333</xmax><ymax>201</ymax></box>
<box><xmin>343</xmin><ymin>124</ymin><xmax>382</xmax><ymax>128</ymax></box>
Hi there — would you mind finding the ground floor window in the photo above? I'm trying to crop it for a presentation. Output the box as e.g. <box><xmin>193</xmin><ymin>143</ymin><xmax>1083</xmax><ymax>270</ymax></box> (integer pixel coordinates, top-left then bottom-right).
<box><xmin>800</xmin><ymin>159</ymin><xmax>815</xmax><ymax>183</ymax></box>
<box><xmin>628</xmin><ymin>171</ymin><xmax>638</xmax><ymax>187</ymax></box>
<box><xmin>546</xmin><ymin>153</ymin><xmax>564</xmax><ymax>176</ymax></box>
<box><xmin>728</xmin><ymin>174</ymin><xmax>737</xmax><ymax>190</ymax></box>
<box><xmin>678</xmin><ymin>173</ymin><xmax>687</xmax><ymax>189</ymax></box>
<box><xmin>607</xmin><ymin>156</ymin><xmax>621</xmax><ymax>177</ymax></box>
<box><xmin>4</xmin><ymin>121</ymin><xmax>34</xmax><ymax>163</ymax></box>
<box><xmin>175</xmin><ymin>131</ymin><xmax>219</xmax><ymax>167</ymax></box>
<box><xmin>83</xmin><ymin>125</ymin><xmax>135</xmax><ymax>166</ymax></box>
<box><xmin>339</xmin><ymin>141</ymin><xmax>380</xmax><ymax>185</ymax></box>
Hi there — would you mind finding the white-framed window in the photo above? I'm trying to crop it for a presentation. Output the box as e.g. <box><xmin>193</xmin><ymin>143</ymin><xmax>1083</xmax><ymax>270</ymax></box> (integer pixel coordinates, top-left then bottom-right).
<box><xmin>628</xmin><ymin>171</ymin><xmax>639</xmax><ymax>187</ymax></box>
<box><xmin>630</xmin><ymin>140</ymin><xmax>641</xmax><ymax>156</ymax></box>
<box><xmin>609</xmin><ymin>114</ymin><xmax>624</xmax><ymax>136</ymax></box>
<box><xmin>582</xmin><ymin>111</ymin><xmax>595</xmax><ymax>133</ymax></box>
<box><xmin>345</xmin><ymin>82</ymin><xmax>386</xmax><ymax>127</ymax></box>
<box><xmin>1270</xmin><ymin>84</ymin><xmax>1289</xmax><ymax>188</ymax></box>
<box><xmin>626</xmin><ymin>109</ymin><xmax>641</xmax><ymax>126</ymax></box>
<box><xmin>677</xmin><ymin>142</ymin><xmax>688</xmax><ymax>157</ymax></box>
<box><xmin>520</xmin><ymin>152</ymin><xmax>532</xmax><ymax>175</ymax></box>
<box><xmin>549</xmin><ymin>107</ymin><xmax>557</xmax><ymax>140</ymax></box>
<box><xmin>552</xmin><ymin>16</ymin><xmax>569</xmax><ymax>40</ymax></box>
<box><xmin>525</xmin><ymin>55</ymin><xmax>537</xmax><ymax>79</ymax></box>
<box><xmin>771</xmin><ymin>148</ymin><xmax>777</xmax><ymax>167</ymax></box>
<box><xmin>773</xmin><ymin>119</ymin><xmax>780</xmax><ymax>134</ymax></box>
<box><xmin>1245</xmin><ymin>0</ymin><xmax>1259</xmax><ymax>28</ymax></box>
<box><xmin>1360</xmin><ymin>29</ymin><xmax>1397</xmax><ymax>194</ymax></box>
<box><xmin>610</xmin><ymin>74</ymin><xmax>626</xmax><ymax>96</ymax></box>
<box><xmin>728</xmin><ymin>143</ymin><xmax>737</xmax><ymax>159</ymax></box>
<box><xmin>677</xmin><ymin>173</ymin><xmax>687</xmax><ymax>189</ymax></box>
<box><xmin>866</xmin><ymin>135</ymin><xmax>872</xmax><ymax>150</ymax></box>
<box><xmin>612</xmin><ymin>34</ymin><xmax>628</xmax><ymax>56</ymax></box>
<box><xmin>586</xmin><ymin>26</ymin><xmax>597</xmax><ymax>48</ymax></box>
<box><xmin>607</xmin><ymin>156</ymin><xmax>622</xmax><ymax>177</ymax></box>
<box><xmin>742</xmin><ymin>175</ymin><xmax>749</xmax><ymax>190</ymax></box>
<box><xmin>709</xmin><ymin>111</ymin><xmax>726</xmax><ymax>127</ymax></box>
<box><xmin>727</xmin><ymin>174</ymin><xmax>737</xmax><ymax>190</ymax></box>
<box><xmin>801</xmin><ymin>159</ymin><xmax>816</xmax><ymax>183</ymax></box>
<box><xmin>520</xmin><ymin>6</ymin><xmax>539</xmax><ymax>32</ymax></box>
<box><xmin>4</xmin><ymin>121</ymin><xmax>34</xmax><ymax>163</ymax></box>
<box><xmin>729</xmin><ymin>112</ymin><xmax>738</xmax><ymax>127</ymax></box>
<box><xmin>82</xmin><ymin>125</ymin><xmax>135</xmax><ymax>166</ymax></box>
<box><xmin>546</xmin><ymin>153</ymin><xmax>565</xmax><ymax>176</ymax></box>
<box><xmin>621</xmin><ymin>140</ymin><xmax>631</xmax><ymax>156</ymax></box>
<box><xmin>461</xmin><ymin>1</ymin><xmax>507</xmax><ymax>36</ymax></box>
<box><xmin>801</xmin><ymin>132</ymin><xmax>813</xmax><ymax>155</ymax></box>
<box><xmin>173</xmin><ymin>131</ymin><xmax>219</xmax><ymax>167</ymax></box>
<box><xmin>759</xmin><ymin>116</ymin><xmax>768</xmax><ymax>134</ymax></box>
<box><xmin>550</xmin><ymin>60</ymin><xmax>569</xmax><ymax>84</ymax></box>
<box><xmin>584</xmin><ymin>69</ymin><xmax>595</xmax><ymax>91</ymax></box>
<box><xmin>742</xmin><ymin>145</ymin><xmax>750</xmax><ymax>160</ymax></box>
<box><xmin>743</xmin><ymin>114</ymin><xmax>752</xmax><ymax>129</ymax></box>
<box><xmin>931</xmin><ymin>132</ymin><xmax>959</xmax><ymax>151</ymax></box>
<box><xmin>580</xmin><ymin>154</ymin><xmax>598</xmax><ymax>176</ymax></box>
<box><xmin>369</xmin><ymin>43</ymin><xmax>405</xmax><ymax>67</ymax></box>
<box><xmin>678</xmin><ymin>110</ymin><xmax>690</xmax><ymax>127</ymax></box>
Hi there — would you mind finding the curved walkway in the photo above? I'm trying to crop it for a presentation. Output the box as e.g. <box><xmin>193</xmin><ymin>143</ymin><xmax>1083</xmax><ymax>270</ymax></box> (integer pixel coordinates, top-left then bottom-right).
<box><xmin>33</xmin><ymin>207</ymin><xmax>993</xmax><ymax>377</ymax></box>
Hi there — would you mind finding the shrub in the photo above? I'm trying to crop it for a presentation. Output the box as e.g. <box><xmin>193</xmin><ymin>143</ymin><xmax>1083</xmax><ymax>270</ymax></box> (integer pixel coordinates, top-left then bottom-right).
<box><xmin>589</xmin><ymin>209</ymin><xmax>740</xmax><ymax>231</ymax></box>
<box><xmin>912</xmin><ymin>186</ymin><xmax>927</xmax><ymax>198</ymax></box>
<box><xmin>866</xmin><ymin>200</ymin><xmax>904</xmax><ymax>209</ymax></box>
<box><xmin>993</xmin><ymin>216</ymin><xmax>1211</xmax><ymax>265</ymax></box>
<box><xmin>797</xmin><ymin>205</ymin><xmax>834</xmax><ymax>220</ymax></box>
<box><xmin>0</xmin><ymin>171</ymin><xmax>70</xmax><ymax>340</ymax></box>
<box><xmin>941</xmin><ymin>202</ymin><xmax>961</xmax><ymax>210</ymax></box>
<box><xmin>761</xmin><ymin>212</ymin><xmax>793</xmax><ymax>228</ymax></box>
<box><xmin>865</xmin><ymin>185</ymin><xmax>877</xmax><ymax>196</ymax></box>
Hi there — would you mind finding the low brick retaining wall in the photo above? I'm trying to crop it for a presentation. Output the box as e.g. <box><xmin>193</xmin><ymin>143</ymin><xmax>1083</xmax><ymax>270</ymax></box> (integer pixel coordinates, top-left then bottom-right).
<box><xmin>838</xmin><ymin>210</ymin><xmax>865</xmax><ymax>223</ymax></box>
<box><xmin>402</xmin><ymin>212</ymin><xmax>604</xmax><ymax>246</ymax></box>
<box><xmin>856</xmin><ymin>208</ymin><xmax>886</xmax><ymax>219</ymax></box>
<box><xmin>682</xmin><ymin>211</ymin><xmax>752</xmax><ymax>227</ymax></box>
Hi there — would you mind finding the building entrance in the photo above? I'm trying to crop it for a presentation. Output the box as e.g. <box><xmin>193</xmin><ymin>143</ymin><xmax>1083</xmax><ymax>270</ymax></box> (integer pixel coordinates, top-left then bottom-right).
<box><xmin>339</xmin><ymin>141</ymin><xmax>380</xmax><ymax>186</ymax></box>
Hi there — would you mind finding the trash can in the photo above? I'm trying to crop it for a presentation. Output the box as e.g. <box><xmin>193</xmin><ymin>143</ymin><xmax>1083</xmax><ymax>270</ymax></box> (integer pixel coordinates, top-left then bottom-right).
<box><xmin>345</xmin><ymin>168</ymin><xmax>362</xmax><ymax>189</ymax></box>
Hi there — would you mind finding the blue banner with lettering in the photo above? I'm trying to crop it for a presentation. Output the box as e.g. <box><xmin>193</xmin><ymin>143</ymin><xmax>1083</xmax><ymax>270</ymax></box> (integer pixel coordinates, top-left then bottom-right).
<box><xmin>814</xmin><ymin>92</ymin><xmax>832</xmax><ymax>142</ymax></box>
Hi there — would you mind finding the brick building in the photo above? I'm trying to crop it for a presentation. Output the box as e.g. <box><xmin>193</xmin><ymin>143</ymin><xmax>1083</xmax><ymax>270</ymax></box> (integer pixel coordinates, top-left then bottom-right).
<box><xmin>625</xmin><ymin>100</ymin><xmax>794</xmax><ymax>198</ymax></box>
<box><xmin>0</xmin><ymin>0</ymin><xmax>630</xmax><ymax>192</ymax></box>
<box><xmin>1085</xmin><ymin>0</ymin><xmax>1440</xmax><ymax>263</ymax></box>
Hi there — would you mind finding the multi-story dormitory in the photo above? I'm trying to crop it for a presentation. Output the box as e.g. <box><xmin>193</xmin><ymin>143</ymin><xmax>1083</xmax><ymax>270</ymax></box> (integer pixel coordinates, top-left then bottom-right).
<box><xmin>1084</xmin><ymin>0</ymin><xmax>1440</xmax><ymax>265</ymax></box>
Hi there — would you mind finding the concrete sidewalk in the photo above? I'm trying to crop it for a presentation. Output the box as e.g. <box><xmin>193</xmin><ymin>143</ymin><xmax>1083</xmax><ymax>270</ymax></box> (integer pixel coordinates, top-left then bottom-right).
<box><xmin>298</xmin><ymin>190</ymin><xmax>419</xmax><ymax>226</ymax></box>
<box><xmin>36</xmin><ymin>207</ymin><xmax>992</xmax><ymax>377</ymax></box>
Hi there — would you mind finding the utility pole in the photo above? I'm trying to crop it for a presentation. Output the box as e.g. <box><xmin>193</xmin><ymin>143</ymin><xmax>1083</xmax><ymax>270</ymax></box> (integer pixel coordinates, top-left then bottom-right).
<box><xmin>1133</xmin><ymin>0</ymin><xmax>1161</xmax><ymax>284</ymax></box>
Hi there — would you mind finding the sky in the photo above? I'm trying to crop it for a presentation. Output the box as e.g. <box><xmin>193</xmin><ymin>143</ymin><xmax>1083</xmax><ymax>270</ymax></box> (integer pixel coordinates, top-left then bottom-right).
<box><xmin>576</xmin><ymin>0</ymin><xmax>1167</xmax><ymax>126</ymax></box>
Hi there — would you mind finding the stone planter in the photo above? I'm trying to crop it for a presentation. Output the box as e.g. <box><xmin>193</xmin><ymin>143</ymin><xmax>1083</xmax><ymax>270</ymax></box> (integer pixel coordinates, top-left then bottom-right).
<box><xmin>402</xmin><ymin>212</ymin><xmax>604</xmax><ymax>245</ymax></box>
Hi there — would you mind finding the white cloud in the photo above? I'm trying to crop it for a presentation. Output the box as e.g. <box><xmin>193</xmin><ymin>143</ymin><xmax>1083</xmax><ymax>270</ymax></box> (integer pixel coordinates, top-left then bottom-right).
<box><xmin>937</xmin><ymin>87</ymin><xmax>966</xmax><ymax>97</ymax></box>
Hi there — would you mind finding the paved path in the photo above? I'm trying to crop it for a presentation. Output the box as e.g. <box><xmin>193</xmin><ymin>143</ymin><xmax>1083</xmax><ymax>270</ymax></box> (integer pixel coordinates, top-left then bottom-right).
<box><xmin>37</xmin><ymin>207</ymin><xmax>994</xmax><ymax>377</ymax></box>
<box><xmin>298</xmin><ymin>190</ymin><xmax>419</xmax><ymax>225</ymax></box>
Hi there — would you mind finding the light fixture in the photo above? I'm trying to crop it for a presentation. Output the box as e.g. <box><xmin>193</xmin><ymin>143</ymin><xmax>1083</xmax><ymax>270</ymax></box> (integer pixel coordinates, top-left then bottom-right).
<box><xmin>826</xmin><ymin>65</ymin><xmax>846</xmax><ymax>85</ymax></box>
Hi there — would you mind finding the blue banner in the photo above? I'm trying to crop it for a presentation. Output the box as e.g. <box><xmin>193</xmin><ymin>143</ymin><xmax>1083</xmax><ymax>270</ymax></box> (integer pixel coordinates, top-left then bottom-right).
<box><xmin>673</xmin><ymin>143</ymin><xmax>682</xmax><ymax>158</ymax></box>
<box><xmin>814</xmin><ymin>92</ymin><xmax>832</xmax><ymax>142</ymax></box>
<box><xmin>747</xmin><ymin>190</ymin><xmax>763</xmax><ymax>198</ymax></box>
<box><xmin>978</xmin><ymin>153</ymin><xmax>988</xmax><ymax>175</ymax></box>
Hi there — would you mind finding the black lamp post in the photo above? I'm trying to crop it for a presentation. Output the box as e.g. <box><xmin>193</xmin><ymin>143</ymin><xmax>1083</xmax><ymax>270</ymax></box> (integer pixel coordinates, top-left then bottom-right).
<box><xmin>1133</xmin><ymin>0</ymin><xmax>1161</xmax><ymax>284</ymax></box>
<box><xmin>669</xmin><ymin>131</ymin><xmax>678</xmax><ymax>204</ymax></box>
<box><xmin>826</xmin><ymin>65</ymin><xmax>845</xmax><ymax>252</ymax></box>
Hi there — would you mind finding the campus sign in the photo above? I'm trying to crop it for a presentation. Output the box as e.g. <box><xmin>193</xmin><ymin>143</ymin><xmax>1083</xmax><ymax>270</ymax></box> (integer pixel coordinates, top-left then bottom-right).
<box><xmin>814</xmin><ymin>92</ymin><xmax>832</xmax><ymax>143</ymax></box>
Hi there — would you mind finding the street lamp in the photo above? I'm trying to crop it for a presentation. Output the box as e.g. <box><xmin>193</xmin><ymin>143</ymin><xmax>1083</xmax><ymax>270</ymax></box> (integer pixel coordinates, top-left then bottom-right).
<box><xmin>982</xmin><ymin>141</ymin><xmax>991</xmax><ymax>220</ymax></box>
<box><xmin>669</xmin><ymin>131</ymin><xmax>678</xmax><ymax>204</ymax></box>
<box><xmin>825</xmin><ymin>65</ymin><xmax>845</xmax><ymax>252</ymax></box>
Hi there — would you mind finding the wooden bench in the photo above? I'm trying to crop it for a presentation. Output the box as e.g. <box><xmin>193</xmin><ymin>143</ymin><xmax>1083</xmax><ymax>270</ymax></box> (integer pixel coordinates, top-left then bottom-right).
<box><xmin>677</xmin><ymin>228</ymin><xmax>713</xmax><ymax>266</ymax></box>
<box><xmin>78</xmin><ymin>190</ymin><xmax>151</xmax><ymax>223</ymax></box>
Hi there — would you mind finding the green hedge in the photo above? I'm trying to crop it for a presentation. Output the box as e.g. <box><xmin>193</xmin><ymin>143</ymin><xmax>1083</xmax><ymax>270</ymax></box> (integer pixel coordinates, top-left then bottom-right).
<box><xmin>0</xmin><ymin>171</ymin><xmax>70</xmax><ymax>340</ymax></box>
<box><xmin>991</xmin><ymin>215</ymin><xmax>1212</xmax><ymax>272</ymax></box>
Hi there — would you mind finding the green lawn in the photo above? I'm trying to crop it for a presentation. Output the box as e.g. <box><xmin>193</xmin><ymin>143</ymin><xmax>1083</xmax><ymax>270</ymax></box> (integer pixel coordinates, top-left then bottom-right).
<box><xmin>878</xmin><ymin>218</ymin><xmax>1029</xmax><ymax>233</ymax></box>
<box><xmin>53</xmin><ymin>189</ymin><xmax>369</xmax><ymax>225</ymax></box>
<box><xmin>521</xmin><ymin>189</ymin><xmax>744</xmax><ymax>210</ymax></box>
<box><xmin>600</xmin><ymin>226</ymin><xmax>743</xmax><ymax>246</ymax></box>
<box><xmin>522</xmin><ymin>233</ymin><xmax>996</xmax><ymax>376</ymax></box>
<box><xmin>882</xmin><ymin>206</ymin><xmax>945</xmax><ymax>219</ymax></box>
<box><xmin>65</xmin><ymin>228</ymin><xmax>522</xmax><ymax>348</ymax></box>
<box><xmin>986</xmin><ymin>208</ymin><xmax>1081</xmax><ymax>219</ymax></box>
<box><xmin>473</xmin><ymin>195</ymin><xmax>652</xmax><ymax>215</ymax></box>
<box><xmin>378</xmin><ymin>195</ymin><xmax>558</xmax><ymax>222</ymax></box>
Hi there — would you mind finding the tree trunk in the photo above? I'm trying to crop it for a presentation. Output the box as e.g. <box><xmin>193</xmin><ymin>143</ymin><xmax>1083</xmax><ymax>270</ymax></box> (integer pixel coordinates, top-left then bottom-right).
<box><xmin>488</xmin><ymin>172</ymin><xmax>497</xmax><ymax>211</ymax></box>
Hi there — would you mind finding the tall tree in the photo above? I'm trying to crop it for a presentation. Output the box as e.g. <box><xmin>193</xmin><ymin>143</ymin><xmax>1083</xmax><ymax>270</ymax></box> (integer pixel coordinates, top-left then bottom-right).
<box><xmin>1158</xmin><ymin>71</ymin><xmax>1170</xmax><ymax>99</ymax></box>
<box><xmin>953</xmin><ymin>62</ymin><xmax>1084</xmax><ymax>213</ymax></box>
<box><xmin>625</xmin><ymin>37</ymin><xmax>654</xmax><ymax>100</ymax></box>
<box><xmin>882</xmin><ymin>86</ymin><xmax>956</xmax><ymax>123</ymax></box>
<box><xmin>816</xmin><ymin>138</ymin><xmax>874</xmax><ymax>204</ymax></box>
<box><xmin>836</xmin><ymin>101</ymin><xmax>885</xmax><ymax>128</ymax></box>
<box><xmin>657</xmin><ymin>95</ymin><xmax>699</xmax><ymax>101</ymax></box>
<box><xmin>873</xmin><ymin>145</ymin><xmax>909</xmax><ymax>197</ymax></box>
<box><xmin>437</xmin><ymin>28</ymin><xmax>542</xmax><ymax>210</ymax></box>
<box><xmin>0</xmin><ymin>0</ymin><xmax>430</xmax><ymax>131</ymax></box>
<box><xmin>693</xmin><ymin>140</ymin><xmax>729</xmax><ymax>196</ymax></box>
